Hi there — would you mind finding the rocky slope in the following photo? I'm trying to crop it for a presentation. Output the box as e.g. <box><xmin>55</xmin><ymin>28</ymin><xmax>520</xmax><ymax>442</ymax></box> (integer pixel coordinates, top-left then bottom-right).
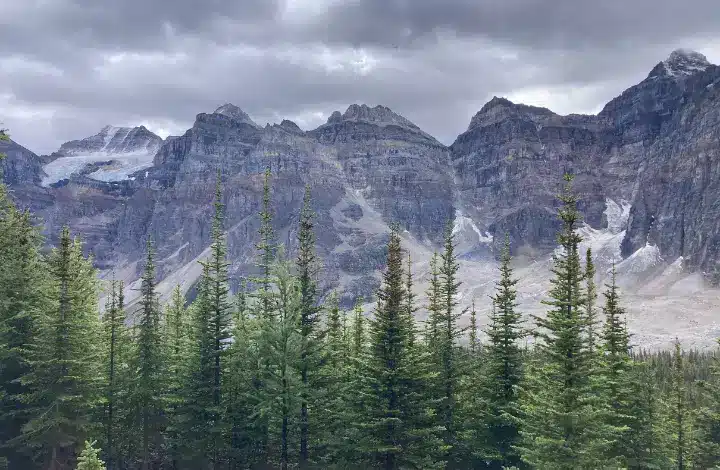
<box><xmin>4</xmin><ymin>49</ymin><xmax>720</xmax><ymax>347</ymax></box>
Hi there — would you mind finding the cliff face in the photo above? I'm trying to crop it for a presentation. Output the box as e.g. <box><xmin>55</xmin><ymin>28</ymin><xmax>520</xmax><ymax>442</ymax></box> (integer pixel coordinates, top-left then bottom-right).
<box><xmin>6</xmin><ymin>49</ymin><xmax>720</xmax><ymax>311</ymax></box>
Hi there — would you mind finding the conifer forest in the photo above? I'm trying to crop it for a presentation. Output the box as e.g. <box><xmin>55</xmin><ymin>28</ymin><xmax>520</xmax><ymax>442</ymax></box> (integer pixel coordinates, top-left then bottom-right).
<box><xmin>3</xmin><ymin>129</ymin><xmax>720</xmax><ymax>469</ymax></box>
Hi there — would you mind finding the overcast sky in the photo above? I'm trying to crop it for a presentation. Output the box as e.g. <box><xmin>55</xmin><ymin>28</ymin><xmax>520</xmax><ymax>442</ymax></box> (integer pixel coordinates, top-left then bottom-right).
<box><xmin>2</xmin><ymin>0</ymin><xmax>720</xmax><ymax>154</ymax></box>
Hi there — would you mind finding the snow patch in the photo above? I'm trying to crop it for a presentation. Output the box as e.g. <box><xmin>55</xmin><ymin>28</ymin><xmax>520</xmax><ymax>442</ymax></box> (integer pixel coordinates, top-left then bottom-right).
<box><xmin>41</xmin><ymin>151</ymin><xmax>157</xmax><ymax>186</ymax></box>
<box><xmin>452</xmin><ymin>209</ymin><xmax>493</xmax><ymax>244</ymax></box>
<box><xmin>604</xmin><ymin>198</ymin><xmax>631</xmax><ymax>234</ymax></box>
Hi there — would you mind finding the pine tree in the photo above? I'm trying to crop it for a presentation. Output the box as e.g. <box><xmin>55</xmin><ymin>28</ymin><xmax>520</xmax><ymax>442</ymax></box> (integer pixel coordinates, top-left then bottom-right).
<box><xmin>19</xmin><ymin>227</ymin><xmax>103</xmax><ymax>470</ymax></box>
<box><xmin>436</xmin><ymin>221</ymin><xmax>467</xmax><ymax>464</ymax></box>
<box><xmin>478</xmin><ymin>235</ymin><xmax>524</xmax><ymax>468</ymax></box>
<box><xmin>518</xmin><ymin>175</ymin><xmax>607</xmax><ymax>469</ymax></box>
<box><xmin>295</xmin><ymin>186</ymin><xmax>322</xmax><ymax>468</ymax></box>
<box><xmin>76</xmin><ymin>441</ymin><xmax>106</xmax><ymax>470</ymax></box>
<box><xmin>353</xmin><ymin>227</ymin><xmax>443</xmax><ymax>469</ymax></box>
<box><xmin>0</xmin><ymin>201</ymin><xmax>47</xmax><ymax>469</ymax></box>
<box><xmin>132</xmin><ymin>238</ymin><xmax>166</xmax><ymax>470</ymax></box>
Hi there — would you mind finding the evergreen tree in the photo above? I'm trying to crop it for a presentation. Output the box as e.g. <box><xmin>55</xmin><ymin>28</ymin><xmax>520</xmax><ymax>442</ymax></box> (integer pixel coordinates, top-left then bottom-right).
<box><xmin>436</xmin><ymin>221</ymin><xmax>467</xmax><ymax>464</ymax></box>
<box><xmin>693</xmin><ymin>339</ymin><xmax>720</xmax><ymax>469</ymax></box>
<box><xmin>0</xmin><ymin>200</ymin><xmax>47</xmax><ymax>469</ymax></box>
<box><xmin>256</xmin><ymin>168</ymin><xmax>277</xmax><ymax>319</ymax></box>
<box><xmin>261</xmin><ymin>257</ymin><xmax>302</xmax><ymax>470</ymax></box>
<box><xmin>19</xmin><ymin>227</ymin><xmax>103</xmax><ymax>470</ymax></box>
<box><xmin>76</xmin><ymin>441</ymin><xmax>106</xmax><ymax>470</ymax></box>
<box><xmin>225</xmin><ymin>279</ymin><xmax>258</xmax><ymax>469</ymax></box>
<box><xmin>404</xmin><ymin>254</ymin><xmax>418</xmax><ymax>348</ymax></box>
<box><xmin>598</xmin><ymin>266</ymin><xmax>634</xmax><ymax>465</ymax></box>
<box><xmin>425</xmin><ymin>253</ymin><xmax>442</xmax><ymax>352</ymax></box>
<box><xmin>518</xmin><ymin>175</ymin><xmax>608</xmax><ymax>469</ymax></box>
<box><xmin>671</xmin><ymin>340</ymin><xmax>690</xmax><ymax>470</ymax></box>
<box><xmin>101</xmin><ymin>279</ymin><xmax>130</xmax><ymax>470</ymax></box>
<box><xmin>468</xmin><ymin>299</ymin><xmax>478</xmax><ymax>357</ymax></box>
<box><xmin>625</xmin><ymin>362</ymin><xmax>672</xmax><ymax>469</ymax></box>
<box><xmin>196</xmin><ymin>173</ymin><xmax>232</xmax><ymax>467</ymax></box>
<box><xmin>164</xmin><ymin>285</ymin><xmax>187</xmax><ymax>470</ymax></box>
<box><xmin>351</xmin><ymin>296</ymin><xmax>366</xmax><ymax>358</ymax></box>
<box><xmin>295</xmin><ymin>186</ymin><xmax>322</xmax><ymax>468</ymax></box>
<box><xmin>131</xmin><ymin>238</ymin><xmax>166</xmax><ymax>470</ymax></box>
<box><xmin>585</xmin><ymin>248</ymin><xmax>598</xmax><ymax>354</ymax></box>
<box><xmin>478</xmin><ymin>236</ymin><xmax>524</xmax><ymax>469</ymax></box>
<box><xmin>353</xmin><ymin>227</ymin><xmax>443</xmax><ymax>469</ymax></box>
<box><xmin>180</xmin><ymin>265</ymin><xmax>217</xmax><ymax>467</ymax></box>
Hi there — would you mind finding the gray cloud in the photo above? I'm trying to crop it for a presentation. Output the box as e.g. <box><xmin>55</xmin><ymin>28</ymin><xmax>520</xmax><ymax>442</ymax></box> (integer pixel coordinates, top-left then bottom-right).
<box><xmin>1</xmin><ymin>0</ymin><xmax>719</xmax><ymax>154</ymax></box>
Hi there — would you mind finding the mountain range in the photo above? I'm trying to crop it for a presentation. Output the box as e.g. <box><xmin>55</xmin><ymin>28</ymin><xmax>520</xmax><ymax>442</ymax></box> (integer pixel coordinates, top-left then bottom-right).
<box><xmin>3</xmin><ymin>48</ymin><xmax>720</xmax><ymax>349</ymax></box>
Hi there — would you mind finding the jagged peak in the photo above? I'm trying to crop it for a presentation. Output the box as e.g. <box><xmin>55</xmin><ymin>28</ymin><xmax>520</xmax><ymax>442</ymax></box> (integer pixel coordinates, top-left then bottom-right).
<box><xmin>648</xmin><ymin>48</ymin><xmax>712</xmax><ymax>79</ymax></box>
<box><xmin>466</xmin><ymin>96</ymin><xmax>555</xmax><ymax>131</ymax></box>
<box><xmin>213</xmin><ymin>103</ymin><xmax>260</xmax><ymax>128</ymax></box>
<box><xmin>279</xmin><ymin>119</ymin><xmax>303</xmax><ymax>133</ymax></box>
<box><xmin>324</xmin><ymin>103</ymin><xmax>421</xmax><ymax>130</ymax></box>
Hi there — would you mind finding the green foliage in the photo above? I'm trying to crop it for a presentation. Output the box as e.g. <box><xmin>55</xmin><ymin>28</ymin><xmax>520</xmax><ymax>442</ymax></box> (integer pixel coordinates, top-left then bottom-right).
<box><xmin>19</xmin><ymin>227</ymin><xmax>103</xmax><ymax>469</ymax></box>
<box><xmin>76</xmin><ymin>441</ymin><xmax>106</xmax><ymax>470</ymax></box>
<box><xmin>518</xmin><ymin>175</ymin><xmax>612</xmax><ymax>469</ymax></box>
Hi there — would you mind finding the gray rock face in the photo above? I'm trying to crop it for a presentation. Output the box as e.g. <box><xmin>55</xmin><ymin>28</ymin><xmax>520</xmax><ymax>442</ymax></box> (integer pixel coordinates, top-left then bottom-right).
<box><xmin>7</xmin><ymin>50</ymin><xmax>720</xmax><ymax>310</ymax></box>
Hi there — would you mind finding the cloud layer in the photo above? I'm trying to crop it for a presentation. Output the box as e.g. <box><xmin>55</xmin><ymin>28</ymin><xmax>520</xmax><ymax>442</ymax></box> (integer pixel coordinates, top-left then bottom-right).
<box><xmin>1</xmin><ymin>0</ymin><xmax>719</xmax><ymax>154</ymax></box>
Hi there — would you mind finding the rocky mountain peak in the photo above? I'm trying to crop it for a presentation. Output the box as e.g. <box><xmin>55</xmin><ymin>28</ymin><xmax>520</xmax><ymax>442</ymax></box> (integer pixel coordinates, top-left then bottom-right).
<box><xmin>213</xmin><ymin>103</ymin><xmax>260</xmax><ymax>128</ymax></box>
<box><xmin>466</xmin><ymin>96</ymin><xmax>555</xmax><ymax>131</ymax></box>
<box><xmin>326</xmin><ymin>103</ymin><xmax>421</xmax><ymax>131</ymax></box>
<box><xmin>647</xmin><ymin>48</ymin><xmax>712</xmax><ymax>79</ymax></box>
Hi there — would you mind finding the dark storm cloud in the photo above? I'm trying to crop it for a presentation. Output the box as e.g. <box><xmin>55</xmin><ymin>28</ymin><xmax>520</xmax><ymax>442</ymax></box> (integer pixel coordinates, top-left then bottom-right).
<box><xmin>1</xmin><ymin>0</ymin><xmax>719</xmax><ymax>154</ymax></box>
<box><xmin>311</xmin><ymin>0</ymin><xmax>720</xmax><ymax>50</ymax></box>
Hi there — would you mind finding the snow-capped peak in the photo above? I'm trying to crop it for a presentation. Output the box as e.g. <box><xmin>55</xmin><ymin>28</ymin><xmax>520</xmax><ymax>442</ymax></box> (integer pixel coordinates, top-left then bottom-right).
<box><xmin>649</xmin><ymin>49</ymin><xmax>712</xmax><ymax>79</ymax></box>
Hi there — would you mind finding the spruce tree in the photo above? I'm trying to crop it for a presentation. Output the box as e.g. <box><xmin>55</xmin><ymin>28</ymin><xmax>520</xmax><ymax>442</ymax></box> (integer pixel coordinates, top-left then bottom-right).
<box><xmin>196</xmin><ymin>174</ymin><xmax>232</xmax><ymax>467</ymax></box>
<box><xmin>76</xmin><ymin>441</ymin><xmax>106</xmax><ymax>470</ymax></box>
<box><xmin>19</xmin><ymin>227</ymin><xmax>103</xmax><ymax>470</ymax></box>
<box><xmin>518</xmin><ymin>175</ymin><xmax>607</xmax><ymax>469</ymax></box>
<box><xmin>256</xmin><ymin>168</ymin><xmax>276</xmax><ymax>319</ymax></box>
<box><xmin>259</xmin><ymin>256</ymin><xmax>302</xmax><ymax>470</ymax></box>
<box><xmin>404</xmin><ymin>254</ymin><xmax>418</xmax><ymax>348</ymax></box>
<box><xmin>425</xmin><ymin>252</ymin><xmax>442</xmax><ymax>352</ymax></box>
<box><xmin>436</xmin><ymin>221</ymin><xmax>467</xmax><ymax>464</ymax></box>
<box><xmin>101</xmin><ymin>279</ymin><xmax>130</xmax><ymax>470</ymax></box>
<box><xmin>351</xmin><ymin>296</ymin><xmax>365</xmax><ymax>358</ymax></box>
<box><xmin>585</xmin><ymin>248</ymin><xmax>598</xmax><ymax>353</ymax></box>
<box><xmin>164</xmin><ymin>285</ymin><xmax>187</xmax><ymax>470</ymax></box>
<box><xmin>693</xmin><ymin>339</ymin><xmax>720</xmax><ymax>468</ymax></box>
<box><xmin>225</xmin><ymin>279</ymin><xmax>257</xmax><ymax>469</ymax></box>
<box><xmin>598</xmin><ymin>266</ymin><xmax>634</xmax><ymax>465</ymax></box>
<box><xmin>353</xmin><ymin>227</ymin><xmax>443</xmax><ymax>469</ymax></box>
<box><xmin>671</xmin><ymin>340</ymin><xmax>690</xmax><ymax>470</ymax></box>
<box><xmin>468</xmin><ymin>299</ymin><xmax>478</xmax><ymax>357</ymax></box>
<box><xmin>479</xmin><ymin>236</ymin><xmax>524</xmax><ymax>469</ymax></box>
<box><xmin>295</xmin><ymin>186</ymin><xmax>322</xmax><ymax>468</ymax></box>
<box><xmin>0</xmin><ymin>202</ymin><xmax>47</xmax><ymax>469</ymax></box>
<box><xmin>132</xmin><ymin>238</ymin><xmax>166</xmax><ymax>470</ymax></box>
